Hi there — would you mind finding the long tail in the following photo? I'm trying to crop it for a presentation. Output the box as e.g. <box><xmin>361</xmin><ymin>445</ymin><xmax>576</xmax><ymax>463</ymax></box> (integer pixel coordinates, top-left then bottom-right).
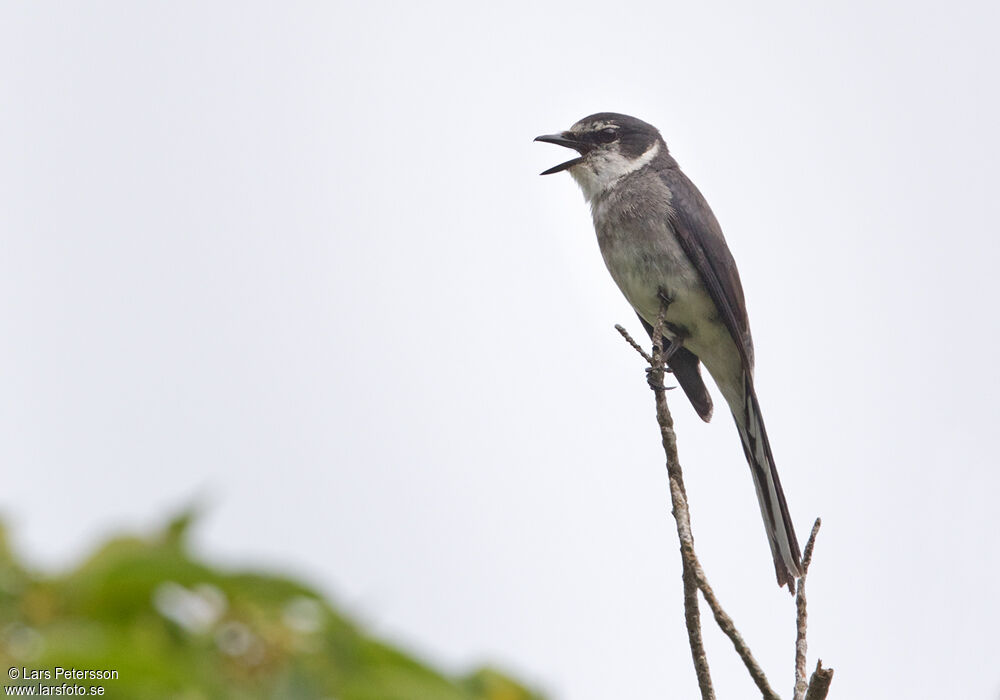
<box><xmin>732</xmin><ymin>373</ymin><xmax>802</xmax><ymax>592</ymax></box>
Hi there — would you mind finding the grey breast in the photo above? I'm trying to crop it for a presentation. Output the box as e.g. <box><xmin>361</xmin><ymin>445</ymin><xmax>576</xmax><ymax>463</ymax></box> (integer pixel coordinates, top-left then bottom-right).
<box><xmin>592</xmin><ymin>170</ymin><xmax>702</xmax><ymax>323</ymax></box>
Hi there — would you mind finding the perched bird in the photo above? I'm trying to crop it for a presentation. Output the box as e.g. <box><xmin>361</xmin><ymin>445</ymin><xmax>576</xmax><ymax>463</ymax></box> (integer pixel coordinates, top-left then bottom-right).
<box><xmin>536</xmin><ymin>113</ymin><xmax>802</xmax><ymax>590</ymax></box>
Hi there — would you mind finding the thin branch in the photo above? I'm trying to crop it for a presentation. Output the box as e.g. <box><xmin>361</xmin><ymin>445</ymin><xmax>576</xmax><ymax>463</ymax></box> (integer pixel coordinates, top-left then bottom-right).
<box><xmin>794</xmin><ymin>519</ymin><xmax>822</xmax><ymax>700</ymax></box>
<box><xmin>670</xmin><ymin>465</ymin><xmax>713</xmax><ymax>699</ymax></box>
<box><xmin>615</xmin><ymin>324</ymin><xmax>653</xmax><ymax>364</ymax></box>
<box><xmin>805</xmin><ymin>660</ymin><xmax>834</xmax><ymax>700</ymax></box>
<box><xmin>683</xmin><ymin>563</ymin><xmax>712</xmax><ymax>699</ymax></box>
<box><xmin>647</xmin><ymin>306</ymin><xmax>714</xmax><ymax>699</ymax></box>
<box><xmin>801</xmin><ymin>518</ymin><xmax>822</xmax><ymax>572</ymax></box>
<box><xmin>616</xmin><ymin>308</ymin><xmax>832</xmax><ymax>700</ymax></box>
<box><xmin>693</xmin><ymin>560</ymin><xmax>780</xmax><ymax>700</ymax></box>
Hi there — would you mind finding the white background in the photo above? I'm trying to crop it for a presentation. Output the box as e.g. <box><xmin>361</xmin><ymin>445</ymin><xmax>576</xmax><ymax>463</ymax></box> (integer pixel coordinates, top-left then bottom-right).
<box><xmin>2</xmin><ymin>2</ymin><xmax>999</xmax><ymax>698</ymax></box>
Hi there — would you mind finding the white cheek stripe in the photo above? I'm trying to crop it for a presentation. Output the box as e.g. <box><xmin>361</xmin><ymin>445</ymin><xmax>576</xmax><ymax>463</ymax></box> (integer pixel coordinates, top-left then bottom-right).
<box><xmin>631</xmin><ymin>140</ymin><xmax>661</xmax><ymax>172</ymax></box>
<box><xmin>571</xmin><ymin>140</ymin><xmax>660</xmax><ymax>201</ymax></box>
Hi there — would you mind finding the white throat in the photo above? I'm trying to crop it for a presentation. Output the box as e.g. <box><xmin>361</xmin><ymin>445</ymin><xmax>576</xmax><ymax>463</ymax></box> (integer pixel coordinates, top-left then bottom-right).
<box><xmin>569</xmin><ymin>140</ymin><xmax>660</xmax><ymax>202</ymax></box>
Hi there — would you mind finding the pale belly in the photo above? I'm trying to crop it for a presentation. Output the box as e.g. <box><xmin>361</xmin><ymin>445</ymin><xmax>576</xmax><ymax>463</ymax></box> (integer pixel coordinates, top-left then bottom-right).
<box><xmin>599</xmin><ymin>227</ymin><xmax>746</xmax><ymax>399</ymax></box>
<box><xmin>611</xmin><ymin>259</ymin><xmax>721</xmax><ymax>352</ymax></box>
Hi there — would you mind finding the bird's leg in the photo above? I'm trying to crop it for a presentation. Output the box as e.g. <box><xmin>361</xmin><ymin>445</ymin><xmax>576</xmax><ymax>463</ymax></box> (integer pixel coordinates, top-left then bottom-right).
<box><xmin>646</xmin><ymin>288</ymin><xmax>682</xmax><ymax>391</ymax></box>
<box><xmin>657</xmin><ymin>288</ymin><xmax>691</xmax><ymax>362</ymax></box>
<box><xmin>646</xmin><ymin>336</ymin><xmax>683</xmax><ymax>391</ymax></box>
<box><xmin>660</xmin><ymin>334</ymin><xmax>685</xmax><ymax>363</ymax></box>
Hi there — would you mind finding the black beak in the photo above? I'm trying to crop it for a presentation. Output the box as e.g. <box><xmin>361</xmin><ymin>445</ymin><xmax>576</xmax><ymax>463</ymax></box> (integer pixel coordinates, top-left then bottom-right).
<box><xmin>534</xmin><ymin>132</ymin><xmax>590</xmax><ymax>175</ymax></box>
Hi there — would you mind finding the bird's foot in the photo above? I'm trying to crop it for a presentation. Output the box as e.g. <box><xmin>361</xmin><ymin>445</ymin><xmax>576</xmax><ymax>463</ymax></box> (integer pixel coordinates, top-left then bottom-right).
<box><xmin>645</xmin><ymin>366</ymin><xmax>676</xmax><ymax>392</ymax></box>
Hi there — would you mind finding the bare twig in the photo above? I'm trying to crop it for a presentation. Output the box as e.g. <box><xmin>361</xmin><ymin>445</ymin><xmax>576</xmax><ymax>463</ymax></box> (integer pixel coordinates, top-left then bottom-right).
<box><xmin>805</xmin><ymin>659</ymin><xmax>834</xmax><ymax>700</ymax></box>
<box><xmin>646</xmin><ymin>306</ymin><xmax>714</xmax><ymax>699</ymax></box>
<box><xmin>801</xmin><ymin>519</ymin><xmax>822</xmax><ymax>572</ymax></box>
<box><xmin>693</xmin><ymin>560</ymin><xmax>781</xmax><ymax>700</ymax></box>
<box><xmin>683</xmin><ymin>562</ymin><xmax>712</xmax><ymax>699</ymax></box>
<box><xmin>615</xmin><ymin>324</ymin><xmax>653</xmax><ymax>364</ymax></box>
<box><xmin>669</xmin><ymin>462</ymin><xmax>713</xmax><ymax>698</ymax></box>
<box><xmin>795</xmin><ymin>520</ymin><xmax>832</xmax><ymax>700</ymax></box>
<box><xmin>616</xmin><ymin>308</ymin><xmax>831</xmax><ymax>700</ymax></box>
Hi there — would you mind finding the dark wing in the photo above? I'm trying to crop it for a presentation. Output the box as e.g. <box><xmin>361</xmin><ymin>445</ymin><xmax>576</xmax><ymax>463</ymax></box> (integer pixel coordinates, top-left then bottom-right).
<box><xmin>637</xmin><ymin>314</ymin><xmax>713</xmax><ymax>422</ymax></box>
<box><xmin>657</xmin><ymin>166</ymin><xmax>754</xmax><ymax>371</ymax></box>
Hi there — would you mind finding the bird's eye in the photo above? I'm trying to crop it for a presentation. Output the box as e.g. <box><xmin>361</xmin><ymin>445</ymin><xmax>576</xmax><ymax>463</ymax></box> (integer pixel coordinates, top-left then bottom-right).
<box><xmin>595</xmin><ymin>127</ymin><xmax>618</xmax><ymax>144</ymax></box>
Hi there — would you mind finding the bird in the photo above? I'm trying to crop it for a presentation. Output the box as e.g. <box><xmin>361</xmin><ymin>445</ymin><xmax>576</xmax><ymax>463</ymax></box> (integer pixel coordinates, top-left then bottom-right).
<box><xmin>535</xmin><ymin>113</ymin><xmax>802</xmax><ymax>591</ymax></box>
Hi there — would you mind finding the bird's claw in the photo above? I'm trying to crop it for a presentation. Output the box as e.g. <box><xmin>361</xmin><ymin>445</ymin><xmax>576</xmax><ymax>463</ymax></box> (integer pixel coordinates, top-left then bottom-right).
<box><xmin>645</xmin><ymin>366</ymin><xmax>676</xmax><ymax>392</ymax></box>
<box><xmin>647</xmin><ymin>381</ymin><xmax>677</xmax><ymax>392</ymax></box>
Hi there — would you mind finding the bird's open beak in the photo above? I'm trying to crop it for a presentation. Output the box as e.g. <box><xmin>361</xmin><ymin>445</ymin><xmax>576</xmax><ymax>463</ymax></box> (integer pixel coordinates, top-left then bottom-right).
<box><xmin>534</xmin><ymin>132</ymin><xmax>590</xmax><ymax>175</ymax></box>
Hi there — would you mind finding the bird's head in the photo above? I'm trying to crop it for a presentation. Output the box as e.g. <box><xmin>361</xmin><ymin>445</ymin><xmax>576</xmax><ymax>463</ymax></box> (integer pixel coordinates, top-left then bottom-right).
<box><xmin>535</xmin><ymin>112</ymin><xmax>664</xmax><ymax>199</ymax></box>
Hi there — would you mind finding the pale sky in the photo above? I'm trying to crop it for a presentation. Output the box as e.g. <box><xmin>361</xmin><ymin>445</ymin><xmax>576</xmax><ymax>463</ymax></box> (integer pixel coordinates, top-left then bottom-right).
<box><xmin>2</xmin><ymin>2</ymin><xmax>999</xmax><ymax>698</ymax></box>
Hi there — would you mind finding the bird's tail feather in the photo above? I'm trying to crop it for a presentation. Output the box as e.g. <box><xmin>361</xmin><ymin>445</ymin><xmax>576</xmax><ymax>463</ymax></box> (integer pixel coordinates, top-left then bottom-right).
<box><xmin>732</xmin><ymin>373</ymin><xmax>802</xmax><ymax>592</ymax></box>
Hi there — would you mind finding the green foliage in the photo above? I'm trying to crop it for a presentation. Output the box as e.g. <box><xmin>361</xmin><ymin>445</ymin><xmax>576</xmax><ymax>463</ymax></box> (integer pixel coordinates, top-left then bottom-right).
<box><xmin>0</xmin><ymin>513</ymin><xmax>545</xmax><ymax>700</ymax></box>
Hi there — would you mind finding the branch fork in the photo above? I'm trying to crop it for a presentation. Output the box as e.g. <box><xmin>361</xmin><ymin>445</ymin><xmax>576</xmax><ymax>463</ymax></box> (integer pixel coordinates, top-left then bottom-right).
<box><xmin>614</xmin><ymin>300</ymin><xmax>833</xmax><ymax>700</ymax></box>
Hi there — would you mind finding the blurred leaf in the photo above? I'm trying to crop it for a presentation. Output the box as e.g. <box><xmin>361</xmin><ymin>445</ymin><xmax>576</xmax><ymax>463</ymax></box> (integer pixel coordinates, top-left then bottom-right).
<box><xmin>0</xmin><ymin>513</ymin><xmax>546</xmax><ymax>700</ymax></box>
